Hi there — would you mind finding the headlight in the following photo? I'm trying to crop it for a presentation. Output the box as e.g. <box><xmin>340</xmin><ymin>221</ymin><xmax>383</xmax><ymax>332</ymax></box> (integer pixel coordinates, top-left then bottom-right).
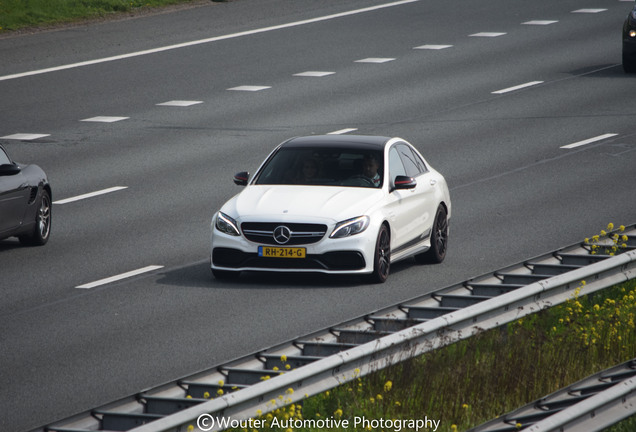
<box><xmin>216</xmin><ymin>212</ymin><xmax>241</xmax><ymax>236</ymax></box>
<box><xmin>330</xmin><ymin>216</ymin><xmax>370</xmax><ymax>239</ymax></box>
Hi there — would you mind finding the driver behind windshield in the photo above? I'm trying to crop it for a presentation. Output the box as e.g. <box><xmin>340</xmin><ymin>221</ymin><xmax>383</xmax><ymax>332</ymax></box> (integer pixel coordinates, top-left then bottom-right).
<box><xmin>362</xmin><ymin>154</ymin><xmax>381</xmax><ymax>187</ymax></box>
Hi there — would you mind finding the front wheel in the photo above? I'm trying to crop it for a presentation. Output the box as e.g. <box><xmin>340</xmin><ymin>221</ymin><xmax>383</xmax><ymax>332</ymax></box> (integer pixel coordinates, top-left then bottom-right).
<box><xmin>415</xmin><ymin>205</ymin><xmax>448</xmax><ymax>264</ymax></box>
<box><xmin>367</xmin><ymin>224</ymin><xmax>390</xmax><ymax>283</ymax></box>
<box><xmin>623</xmin><ymin>52</ymin><xmax>636</xmax><ymax>73</ymax></box>
<box><xmin>19</xmin><ymin>189</ymin><xmax>51</xmax><ymax>246</ymax></box>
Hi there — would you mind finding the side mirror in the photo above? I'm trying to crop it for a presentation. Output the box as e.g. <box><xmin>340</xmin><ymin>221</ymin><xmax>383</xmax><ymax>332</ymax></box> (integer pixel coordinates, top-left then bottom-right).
<box><xmin>233</xmin><ymin>171</ymin><xmax>249</xmax><ymax>186</ymax></box>
<box><xmin>393</xmin><ymin>175</ymin><xmax>417</xmax><ymax>190</ymax></box>
<box><xmin>0</xmin><ymin>164</ymin><xmax>21</xmax><ymax>176</ymax></box>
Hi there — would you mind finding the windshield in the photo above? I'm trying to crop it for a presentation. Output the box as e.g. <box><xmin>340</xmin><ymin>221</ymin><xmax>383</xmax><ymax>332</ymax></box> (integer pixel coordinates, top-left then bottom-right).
<box><xmin>254</xmin><ymin>146</ymin><xmax>384</xmax><ymax>188</ymax></box>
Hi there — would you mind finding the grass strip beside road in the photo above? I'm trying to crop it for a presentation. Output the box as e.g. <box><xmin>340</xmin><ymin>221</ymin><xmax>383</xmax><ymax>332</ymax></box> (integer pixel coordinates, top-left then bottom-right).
<box><xmin>216</xmin><ymin>278</ymin><xmax>635</xmax><ymax>432</ymax></box>
<box><xmin>0</xmin><ymin>0</ymin><xmax>209</xmax><ymax>32</ymax></box>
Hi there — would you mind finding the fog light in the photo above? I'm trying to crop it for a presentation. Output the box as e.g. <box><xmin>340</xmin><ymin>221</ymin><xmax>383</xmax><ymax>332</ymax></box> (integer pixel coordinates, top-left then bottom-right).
<box><xmin>630</xmin><ymin>30</ymin><xmax>636</xmax><ymax>38</ymax></box>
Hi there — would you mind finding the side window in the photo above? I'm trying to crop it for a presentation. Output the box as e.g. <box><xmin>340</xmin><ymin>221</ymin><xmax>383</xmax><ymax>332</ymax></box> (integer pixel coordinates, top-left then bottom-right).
<box><xmin>397</xmin><ymin>143</ymin><xmax>428</xmax><ymax>177</ymax></box>
<box><xmin>389</xmin><ymin>146</ymin><xmax>406</xmax><ymax>179</ymax></box>
<box><xmin>0</xmin><ymin>147</ymin><xmax>11</xmax><ymax>165</ymax></box>
<box><xmin>409</xmin><ymin>146</ymin><xmax>429</xmax><ymax>174</ymax></box>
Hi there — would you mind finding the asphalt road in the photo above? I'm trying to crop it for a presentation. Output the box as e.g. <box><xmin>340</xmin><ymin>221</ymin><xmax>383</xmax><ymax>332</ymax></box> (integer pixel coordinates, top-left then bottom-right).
<box><xmin>1</xmin><ymin>0</ymin><xmax>635</xmax><ymax>430</ymax></box>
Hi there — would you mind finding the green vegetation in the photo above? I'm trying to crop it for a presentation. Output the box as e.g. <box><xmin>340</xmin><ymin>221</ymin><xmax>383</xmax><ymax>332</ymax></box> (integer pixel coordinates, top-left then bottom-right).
<box><xmin>194</xmin><ymin>224</ymin><xmax>635</xmax><ymax>431</ymax></box>
<box><xmin>0</xmin><ymin>0</ymin><xmax>203</xmax><ymax>32</ymax></box>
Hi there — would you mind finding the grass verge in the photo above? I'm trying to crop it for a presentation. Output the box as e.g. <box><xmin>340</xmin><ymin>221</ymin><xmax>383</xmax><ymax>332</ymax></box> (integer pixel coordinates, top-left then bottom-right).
<box><xmin>0</xmin><ymin>0</ymin><xmax>205</xmax><ymax>32</ymax></box>
<box><xmin>231</xmin><ymin>279</ymin><xmax>635</xmax><ymax>432</ymax></box>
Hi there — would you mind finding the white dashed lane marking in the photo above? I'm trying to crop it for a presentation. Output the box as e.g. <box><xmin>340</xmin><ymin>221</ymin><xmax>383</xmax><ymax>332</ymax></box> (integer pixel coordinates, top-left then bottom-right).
<box><xmin>492</xmin><ymin>81</ymin><xmax>544</xmax><ymax>94</ymax></box>
<box><xmin>227</xmin><ymin>86</ymin><xmax>271</xmax><ymax>91</ymax></box>
<box><xmin>355</xmin><ymin>58</ymin><xmax>396</xmax><ymax>63</ymax></box>
<box><xmin>560</xmin><ymin>133</ymin><xmax>618</xmax><ymax>149</ymax></box>
<box><xmin>469</xmin><ymin>32</ymin><xmax>507</xmax><ymax>37</ymax></box>
<box><xmin>75</xmin><ymin>265</ymin><xmax>164</xmax><ymax>289</ymax></box>
<box><xmin>80</xmin><ymin>116</ymin><xmax>129</xmax><ymax>123</ymax></box>
<box><xmin>522</xmin><ymin>20</ymin><xmax>558</xmax><ymax>25</ymax></box>
<box><xmin>53</xmin><ymin>186</ymin><xmax>128</xmax><ymax>205</ymax></box>
<box><xmin>414</xmin><ymin>45</ymin><xmax>453</xmax><ymax>50</ymax></box>
<box><xmin>293</xmin><ymin>71</ymin><xmax>336</xmax><ymax>77</ymax></box>
<box><xmin>572</xmin><ymin>9</ymin><xmax>607</xmax><ymax>14</ymax></box>
<box><xmin>0</xmin><ymin>133</ymin><xmax>50</xmax><ymax>140</ymax></box>
<box><xmin>328</xmin><ymin>128</ymin><xmax>358</xmax><ymax>135</ymax></box>
<box><xmin>156</xmin><ymin>100</ymin><xmax>203</xmax><ymax>107</ymax></box>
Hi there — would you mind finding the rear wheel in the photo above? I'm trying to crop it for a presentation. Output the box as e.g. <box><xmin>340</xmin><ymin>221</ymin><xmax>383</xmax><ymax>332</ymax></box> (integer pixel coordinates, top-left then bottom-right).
<box><xmin>368</xmin><ymin>224</ymin><xmax>390</xmax><ymax>283</ymax></box>
<box><xmin>19</xmin><ymin>189</ymin><xmax>51</xmax><ymax>246</ymax></box>
<box><xmin>415</xmin><ymin>205</ymin><xmax>448</xmax><ymax>264</ymax></box>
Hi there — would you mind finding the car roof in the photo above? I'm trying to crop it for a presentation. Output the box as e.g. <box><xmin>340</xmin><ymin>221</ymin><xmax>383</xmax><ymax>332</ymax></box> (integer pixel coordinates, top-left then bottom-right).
<box><xmin>281</xmin><ymin>135</ymin><xmax>392</xmax><ymax>150</ymax></box>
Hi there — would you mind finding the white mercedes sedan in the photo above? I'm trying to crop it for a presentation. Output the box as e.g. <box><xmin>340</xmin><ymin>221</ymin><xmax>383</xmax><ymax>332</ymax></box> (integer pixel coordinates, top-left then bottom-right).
<box><xmin>210</xmin><ymin>135</ymin><xmax>451</xmax><ymax>283</ymax></box>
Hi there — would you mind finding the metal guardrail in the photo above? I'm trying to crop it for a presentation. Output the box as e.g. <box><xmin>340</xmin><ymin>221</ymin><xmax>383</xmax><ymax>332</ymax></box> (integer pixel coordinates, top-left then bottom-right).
<box><xmin>469</xmin><ymin>358</ymin><xmax>636</xmax><ymax>432</ymax></box>
<box><xmin>33</xmin><ymin>225</ymin><xmax>636</xmax><ymax>432</ymax></box>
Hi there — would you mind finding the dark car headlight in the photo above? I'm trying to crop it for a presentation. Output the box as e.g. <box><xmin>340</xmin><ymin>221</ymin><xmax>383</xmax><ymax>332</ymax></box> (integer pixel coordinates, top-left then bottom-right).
<box><xmin>216</xmin><ymin>212</ymin><xmax>241</xmax><ymax>236</ymax></box>
<box><xmin>330</xmin><ymin>216</ymin><xmax>370</xmax><ymax>239</ymax></box>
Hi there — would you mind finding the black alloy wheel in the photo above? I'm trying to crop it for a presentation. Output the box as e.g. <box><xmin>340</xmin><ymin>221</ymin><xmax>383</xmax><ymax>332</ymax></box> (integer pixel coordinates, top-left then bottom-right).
<box><xmin>369</xmin><ymin>224</ymin><xmax>390</xmax><ymax>283</ymax></box>
<box><xmin>20</xmin><ymin>189</ymin><xmax>51</xmax><ymax>246</ymax></box>
<box><xmin>415</xmin><ymin>205</ymin><xmax>448</xmax><ymax>264</ymax></box>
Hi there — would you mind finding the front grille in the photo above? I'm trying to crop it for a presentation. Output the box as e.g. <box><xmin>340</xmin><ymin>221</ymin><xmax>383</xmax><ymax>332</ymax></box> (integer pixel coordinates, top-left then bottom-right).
<box><xmin>241</xmin><ymin>222</ymin><xmax>328</xmax><ymax>245</ymax></box>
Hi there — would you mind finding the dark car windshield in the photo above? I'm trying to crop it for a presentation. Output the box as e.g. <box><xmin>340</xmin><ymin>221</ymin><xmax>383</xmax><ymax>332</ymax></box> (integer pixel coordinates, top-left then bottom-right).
<box><xmin>254</xmin><ymin>146</ymin><xmax>384</xmax><ymax>188</ymax></box>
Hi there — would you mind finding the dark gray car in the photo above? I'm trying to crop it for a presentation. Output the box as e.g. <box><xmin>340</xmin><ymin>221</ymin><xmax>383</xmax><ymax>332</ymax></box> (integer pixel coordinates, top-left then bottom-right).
<box><xmin>0</xmin><ymin>145</ymin><xmax>51</xmax><ymax>245</ymax></box>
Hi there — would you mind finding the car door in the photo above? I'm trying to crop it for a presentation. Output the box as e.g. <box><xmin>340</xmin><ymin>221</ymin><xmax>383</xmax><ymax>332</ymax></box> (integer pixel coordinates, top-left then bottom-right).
<box><xmin>385</xmin><ymin>144</ymin><xmax>422</xmax><ymax>251</ymax></box>
<box><xmin>0</xmin><ymin>147</ymin><xmax>29</xmax><ymax>235</ymax></box>
<box><xmin>397</xmin><ymin>143</ymin><xmax>438</xmax><ymax>238</ymax></box>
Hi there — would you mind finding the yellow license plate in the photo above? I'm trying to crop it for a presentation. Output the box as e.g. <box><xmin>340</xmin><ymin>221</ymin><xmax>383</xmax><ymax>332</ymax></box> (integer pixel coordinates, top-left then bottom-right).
<box><xmin>258</xmin><ymin>246</ymin><xmax>306</xmax><ymax>258</ymax></box>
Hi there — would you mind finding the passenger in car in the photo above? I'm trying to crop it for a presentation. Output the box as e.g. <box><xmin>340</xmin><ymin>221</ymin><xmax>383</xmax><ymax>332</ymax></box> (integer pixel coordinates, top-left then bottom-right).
<box><xmin>295</xmin><ymin>158</ymin><xmax>320</xmax><ymax>184</ymax></box>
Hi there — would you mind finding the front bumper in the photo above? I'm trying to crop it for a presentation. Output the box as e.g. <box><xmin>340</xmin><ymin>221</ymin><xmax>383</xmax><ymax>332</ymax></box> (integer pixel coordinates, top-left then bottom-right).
<box><xmin>210</xmin><ymin>216</ymin><xmax>377</xmax><ymax>275</ymax></box>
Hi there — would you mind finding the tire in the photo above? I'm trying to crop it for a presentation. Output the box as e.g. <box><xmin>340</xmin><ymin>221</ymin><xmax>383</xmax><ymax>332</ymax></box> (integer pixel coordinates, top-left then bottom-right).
<box><xmin>415</xmin><ymin>205</ymin><xmax>448</xmax><ymax>264</ymax></box>
<box><xmin>367</xmin><ymin>224</ymin><xmax>391</xmax><ymax>283</ymax></box>
<box><xmin>19</xmin><ymin>189</ymin><xmax>51</xmax><ymax>246</ymax></box>
<box><xmin>623</xmin><ymin>52</ymin><xmax>636</xmax><ymax>73</ymax></box>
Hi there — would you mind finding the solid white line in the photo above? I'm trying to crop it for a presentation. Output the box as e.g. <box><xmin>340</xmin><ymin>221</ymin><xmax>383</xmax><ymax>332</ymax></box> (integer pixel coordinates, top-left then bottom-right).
<box><xmin>492</xmin><ymin>81</ymin><xmax>543</xmax><ymax>94</ymax></box>
<box><xmin>328</xmin><ymin>128</ymin><xmax>358</xmax><ymax>135</ymax></box>
<box><xmin>76</xmin><ymin>265</ymin><xmax>164</xmax><ymax>289</ymax></box>
<box><xmin>0</xmin><ymin>0</ymin><xmax>418</xmax><ymax>82</ymax></box>
<box><xmin>560</xmin><ymin>133</ymin><xmax>618</xmax><ymax>149</ymax></box>
<box><xmin>53</xmin><ymin>186</ymin><xmax>128</xmax><ymax>204</ymax></box>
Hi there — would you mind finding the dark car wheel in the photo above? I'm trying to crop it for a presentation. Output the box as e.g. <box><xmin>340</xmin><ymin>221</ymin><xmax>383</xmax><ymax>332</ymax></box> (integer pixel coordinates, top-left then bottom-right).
<box><xmin>19</xmin><ymin>189</ymin><xmax>51</xmax><ymax>246</ymax></box>
<box><xmin>623</xmin><ymin>52</ymin><xmax>636</xmax><ymax>73</ymax></box>
<box><xmin>368</xmin><ymin>224</ymin><xmax>390</xmax><ymax>283</ymax></box>
<box><xmin>415</xmin><ymin>205</ymin><xmax>448</xmax><ymax>264</ymax></box>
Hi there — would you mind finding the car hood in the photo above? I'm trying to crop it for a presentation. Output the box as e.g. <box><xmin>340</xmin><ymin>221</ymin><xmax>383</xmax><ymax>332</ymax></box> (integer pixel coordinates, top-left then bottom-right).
<box><xmin>222</xmin><ymin>185</ymin><xmax>384</xmax><ymax>223</ymax></box>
